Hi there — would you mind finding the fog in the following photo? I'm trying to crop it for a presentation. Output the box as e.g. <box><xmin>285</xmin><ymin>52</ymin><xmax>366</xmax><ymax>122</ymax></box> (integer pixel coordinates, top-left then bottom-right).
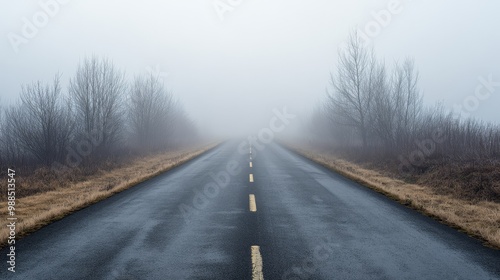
<box><xmin>2</xmin><ymin>0</ymin><xmax>500</xmax><ymax>138</ymax></box>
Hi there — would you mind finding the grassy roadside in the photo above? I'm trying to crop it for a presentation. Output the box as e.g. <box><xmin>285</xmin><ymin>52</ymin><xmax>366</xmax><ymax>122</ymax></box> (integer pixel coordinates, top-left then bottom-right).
<box><xmin>0</xmin><ymin>143</ymin><xmax>218</xmax><ymax>248</ymax></box>
<box><xmin>285</xmin><ymin>144</ymin><xmax>500</xmax><ymax>249</ymax></box>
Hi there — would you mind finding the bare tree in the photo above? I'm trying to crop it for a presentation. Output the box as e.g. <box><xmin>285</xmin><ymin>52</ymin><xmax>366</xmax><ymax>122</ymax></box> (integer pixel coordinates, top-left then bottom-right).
<box><xmin>128</xmin><ymin>73</ymin><xmax>174</xmax><ymax>152</ymax></box>
<box><xmin>166</xmin><ymin>102</ymin><xmax>198</xmax><ymax>148</ymax></box>
<box><xmin>371</xmin><ymin>58</ymin><xmax>423</xmax><ymax>152</ymax></box>
<box><xmin>6</xmin><ymin>76</ymin><xmax>73</xmax><ymax>165</ymax></box>
<box><xmin>326</xmin><ymin>31</ymin><xmax>377</xmax><ymax>149</ymax></box>
<box><xmin>69</xmin><ymin>56</ymin><xmax>126</xmax><ymax>157</ymax></box>
<box><xmin>392</xmin><ymin>58</ymin><xmax>423</xmax><ymax>150</ymax></box>
<box><xmin>371</xmin><ymin>62</ymin><xmax>395</xmax><ymax>150</ymax></box>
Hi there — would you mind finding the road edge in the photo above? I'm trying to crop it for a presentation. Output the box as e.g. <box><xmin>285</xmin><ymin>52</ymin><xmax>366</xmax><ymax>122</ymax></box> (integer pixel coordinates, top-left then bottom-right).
<box><xmin>280</xmin><ymin>143</ymin><xmax>500</xmax><ymax>250</ymax></box>
<box><xmin>0</xmin><ymin>143</ymin><xmax>221</xmax><ymax>249</ymax></box>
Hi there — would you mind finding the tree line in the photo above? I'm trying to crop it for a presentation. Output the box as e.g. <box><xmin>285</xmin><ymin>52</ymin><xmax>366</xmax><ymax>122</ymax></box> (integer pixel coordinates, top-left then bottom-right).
<box><xmin>0</xmin><ymin>56</ymin><xmax>198</xmax><ymax>171</ymax></box>
<box><xmin>306</xmin><ymin>32</ymin><xmax>500</xmax><ymax>171</ymax></box>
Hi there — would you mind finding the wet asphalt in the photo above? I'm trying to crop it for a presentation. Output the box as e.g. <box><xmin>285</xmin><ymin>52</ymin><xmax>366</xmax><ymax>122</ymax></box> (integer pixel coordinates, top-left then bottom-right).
<box><xmin>1</xmin><ymin>140</ymin><xmax>499</xmax><ymax>279</ymax></box>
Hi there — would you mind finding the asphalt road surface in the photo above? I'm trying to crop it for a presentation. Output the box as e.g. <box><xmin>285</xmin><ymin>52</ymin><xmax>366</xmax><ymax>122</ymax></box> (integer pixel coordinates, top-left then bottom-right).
<box><xmin>2</xmin><ymin>141</ymin><xmax>500</xmax><ymax>279</ymax></box>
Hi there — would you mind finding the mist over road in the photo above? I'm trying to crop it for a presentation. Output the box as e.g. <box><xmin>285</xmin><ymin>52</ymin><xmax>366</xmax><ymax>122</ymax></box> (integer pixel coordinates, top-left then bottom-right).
<box><xmin>1</xmin><ymin>141</ymin><xmax>499</xmax><ymax>279</ymax></box>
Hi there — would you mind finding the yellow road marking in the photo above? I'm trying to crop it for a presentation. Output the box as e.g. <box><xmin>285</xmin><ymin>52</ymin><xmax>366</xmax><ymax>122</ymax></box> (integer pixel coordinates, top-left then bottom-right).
<box><xmin>249</xmin><ymin>174</ymin><xmax>254</xmax><ymax>182</ymax></box>
<box><xmin>249</xmin><ymin>194</ymin><xmax>257</xmax><ymax>212</ymax></box>
<box><xmin>251</xmin><ymin>245</ymin><xmax>264</xmax><ymax>280</ymax></box>
<box><xmin>250</xmin><ymin>162</ymin><xmax>253</xmax><ymax>168</ymax></box>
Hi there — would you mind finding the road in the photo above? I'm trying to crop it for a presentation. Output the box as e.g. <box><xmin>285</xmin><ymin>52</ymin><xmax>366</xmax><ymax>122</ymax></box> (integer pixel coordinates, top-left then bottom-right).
<box><xmin>1</xmin><ymin>141</ymin><xmax>500</xmax><ymax>279</ymax></box>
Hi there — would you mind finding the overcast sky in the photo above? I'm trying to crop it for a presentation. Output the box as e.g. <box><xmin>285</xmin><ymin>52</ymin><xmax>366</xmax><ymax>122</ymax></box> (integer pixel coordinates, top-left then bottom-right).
<box><xmin>1</xmin><ymin>0</ymin><xmax>499</xmax><ymax>137</ymax></box>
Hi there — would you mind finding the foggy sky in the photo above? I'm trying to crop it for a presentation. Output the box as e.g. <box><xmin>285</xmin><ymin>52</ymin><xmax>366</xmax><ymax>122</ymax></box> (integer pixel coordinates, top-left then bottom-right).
<box><xmin>2</xmin><ymin>0</ymin><xmax>500</xmax><ymax>137</ymax></box>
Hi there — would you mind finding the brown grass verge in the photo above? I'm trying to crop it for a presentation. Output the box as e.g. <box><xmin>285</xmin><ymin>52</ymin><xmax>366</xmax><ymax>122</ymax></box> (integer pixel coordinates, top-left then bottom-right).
<box><xmin>0</xmin><ymin>143</ymin><xmax>218</xmax><ymax>248</ymax></box>
<box><xmin>285</xmin><ymin>145</ymin><xmax>500</xmax><ymax>249</ymax></box>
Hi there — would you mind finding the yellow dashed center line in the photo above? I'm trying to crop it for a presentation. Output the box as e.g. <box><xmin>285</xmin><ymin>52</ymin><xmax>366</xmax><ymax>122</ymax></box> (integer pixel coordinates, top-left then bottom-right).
<box><xmin>249</xmin><ymin>194</ymin><xmax>257</xmax><ymax>212</ymax></box>
<box><xmin>249</xmin><ymin>162</ymin><xmax>253</xmax><ymax>168</ymax></box>
<box><xmin>251</xmin><ymin>245</ymin><xmax>264</xmax><ymax>280</ymax></box>
<box><xmin>249</xmin><ymin>174</ymin><xmax>254</xmax><ymax>182</ymax></box>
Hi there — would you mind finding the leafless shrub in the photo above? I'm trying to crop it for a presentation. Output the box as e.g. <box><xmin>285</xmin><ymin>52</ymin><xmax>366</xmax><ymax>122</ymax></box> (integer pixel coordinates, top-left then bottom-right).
<box><xmin>3</xmin><ymin>76</ymin><xmax>73</xmax><ymax>166</ymax></box>
<box><xmin>326</xmin><ymin>31</ymin><xmax>375</xmax><ymax>150</ymax></box>
<box><xmin>301</xmin><ymin>31</ymin><xmax>500</xmax><ymax>202</ymax></box>
<box><xmin>69</xmin><ymin>56</ymin><xmax>126</xmax><ymax>159</ymax></box>
<box><xmin>128</xmin><ymin>73</ymin><xmax>174</xmax><ymax>152</ymax></box>
<box><xmin>1</xmin><ymin>55</ymin><xmax>199</xmax><ymax>182</ymax></box>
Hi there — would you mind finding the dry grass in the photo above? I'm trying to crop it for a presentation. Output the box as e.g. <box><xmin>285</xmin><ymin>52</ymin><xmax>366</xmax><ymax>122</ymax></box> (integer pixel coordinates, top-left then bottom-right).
<box><xmin>0</xmin><ymin>144</ymin><xmax>218</xmax><ymax>248</ymax></box>
<box><xmin>287</xmin><ymin>145</ymin><xmax>500</xmax><ymax>249</ymax></box>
